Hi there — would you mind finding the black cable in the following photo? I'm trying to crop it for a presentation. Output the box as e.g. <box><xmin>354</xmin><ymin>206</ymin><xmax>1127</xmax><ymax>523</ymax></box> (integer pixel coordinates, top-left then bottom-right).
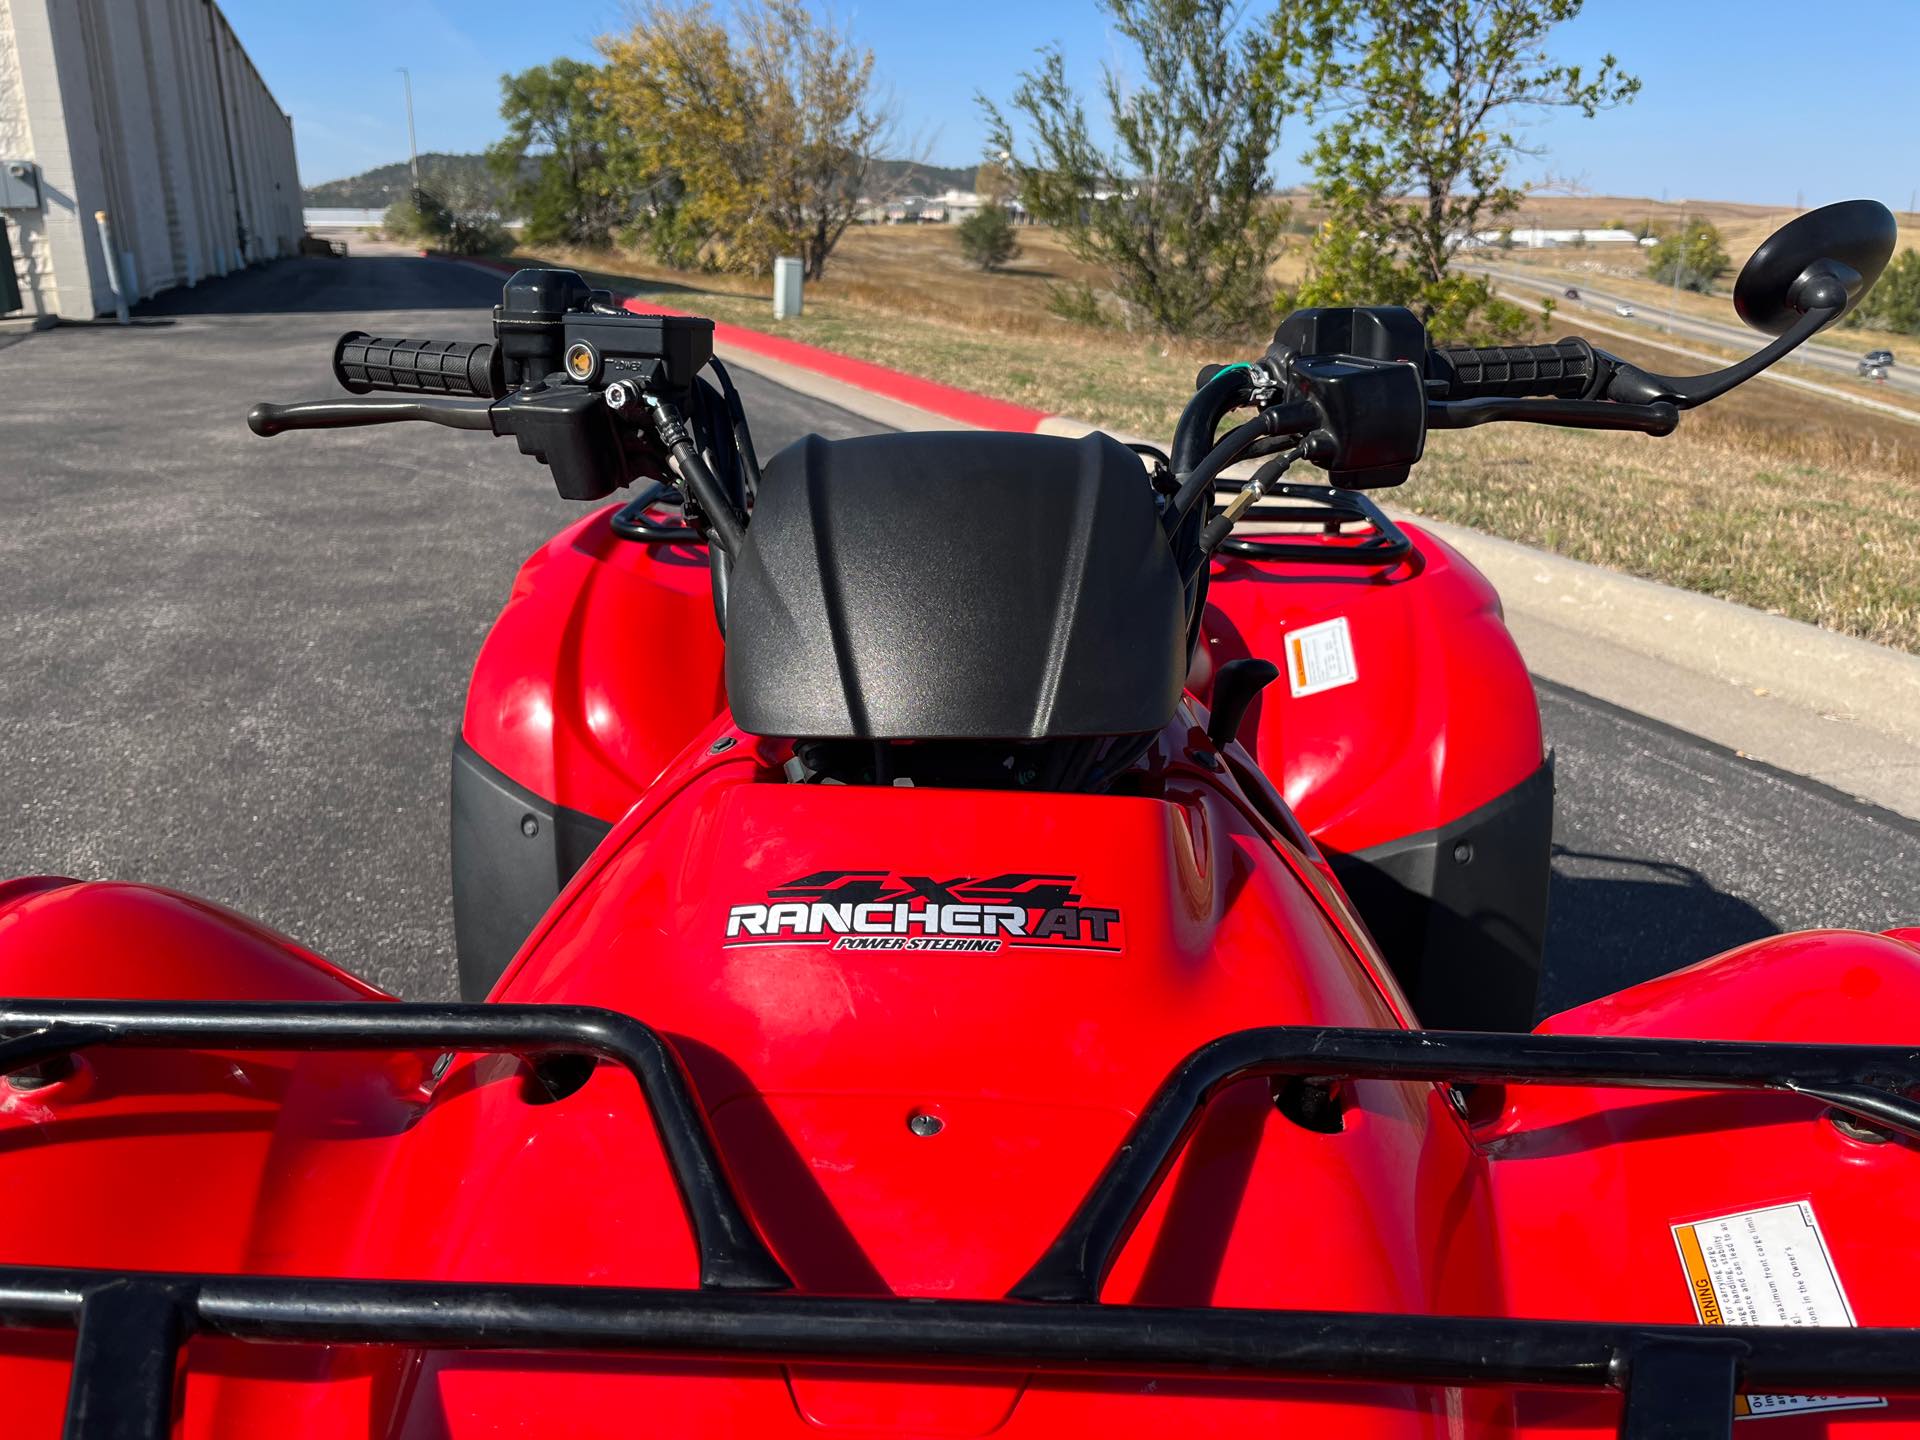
<box><xmin>706</xmin><ymin>358</ymin><xmax>763</xmax><ymax>502</ymax></box>
<box><xmin>648</xmin><ymin>397</ymin><xmax>746</xmax><ymax>555</ymax></box>
<box><xmin>1197</xmin><ymin>447</ymin><xmax>1303</xmax><ymax>556</ymax></box>
<box><xmin>1171</xmin><ymin>366</ymin><xmax>1254</xmax><ymax>473</ymax></box>
<box><xmin>1167</xmin><ymin>401</ymin><xmax>1318</xmax><ymax>526</ymax></box>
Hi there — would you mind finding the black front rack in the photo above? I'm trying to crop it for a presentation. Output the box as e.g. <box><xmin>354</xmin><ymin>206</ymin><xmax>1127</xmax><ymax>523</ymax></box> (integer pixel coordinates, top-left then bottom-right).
<box><xmin>1208</xmin><ymin>480</ymin><xmax>1413</xmax><ymax>565</ymax></box>
<box><xmin>5</xmin><ymin>1000</ymin><xmax>1920</xmax><ymax>1440</ymax></box>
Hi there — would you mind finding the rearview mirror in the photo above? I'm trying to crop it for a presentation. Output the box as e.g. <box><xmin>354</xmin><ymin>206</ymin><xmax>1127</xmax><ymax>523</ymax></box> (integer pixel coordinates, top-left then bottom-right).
<box><xmin>1733</xmin><ymin>199</ymin><xmax>1897</xmax><ymax>335</ymax></box>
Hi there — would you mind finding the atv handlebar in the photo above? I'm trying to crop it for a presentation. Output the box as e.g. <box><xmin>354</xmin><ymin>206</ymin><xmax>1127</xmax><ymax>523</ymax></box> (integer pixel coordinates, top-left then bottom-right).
<box><xmin>1426</xmin><ymin>339</ymin><xmax>1598</xmax><ymax>401</ymax></box>
<box><xmin>333</xmin><ymin>332</ymin><xmax>505</xmax><ymax>400</ymax></box>
<box><xmin>244</xmin><ymin>201</ymin><xmax>1899</xmax><ymax>587</ymax></box>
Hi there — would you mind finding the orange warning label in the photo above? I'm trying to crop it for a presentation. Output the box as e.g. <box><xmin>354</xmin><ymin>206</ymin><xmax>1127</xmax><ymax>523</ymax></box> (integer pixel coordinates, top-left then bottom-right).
<box><xmin>1670</xmin><ymin>1201</ymin><xmax>1882</xmax><ymax>1420</ymax></box>
<box><xmin>1283</xmin><ymin>617</ymin><xmax>1358</xmax><ymax>698</ymax></box>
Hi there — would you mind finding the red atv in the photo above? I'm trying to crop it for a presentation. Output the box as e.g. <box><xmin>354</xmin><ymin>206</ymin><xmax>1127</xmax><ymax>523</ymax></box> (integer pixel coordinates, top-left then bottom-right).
<box><xmin>2</xmin><ymin>201</ymin><xmax>1915</xmax><ymax>1438</ymax></box>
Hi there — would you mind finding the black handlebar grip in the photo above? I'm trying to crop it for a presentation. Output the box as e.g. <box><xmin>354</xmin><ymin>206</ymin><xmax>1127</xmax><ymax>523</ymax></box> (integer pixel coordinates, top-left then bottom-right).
<box><xmin>333</xmin><ymin>332</ymin><xmax>505</xmax><ymax>399</ymax></box>
<box><xmin>1428</xmin><ymin>338</ymin><xmax>1597</xmax><ymax>401</ymax></box>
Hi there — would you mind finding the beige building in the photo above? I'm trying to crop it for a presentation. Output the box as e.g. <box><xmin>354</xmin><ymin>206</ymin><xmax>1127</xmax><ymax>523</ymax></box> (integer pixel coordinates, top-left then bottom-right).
<box><xmin>0</xmin><ymin>0</ymin><xmax>299</xmax><ymax>319</ymax></box>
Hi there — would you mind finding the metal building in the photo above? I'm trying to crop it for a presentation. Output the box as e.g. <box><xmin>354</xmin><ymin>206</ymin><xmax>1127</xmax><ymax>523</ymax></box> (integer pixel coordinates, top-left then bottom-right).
<box><xmin>0</xmin><ymin>0</ymin><xmax>300</xmax><ymax>320</ymax></box>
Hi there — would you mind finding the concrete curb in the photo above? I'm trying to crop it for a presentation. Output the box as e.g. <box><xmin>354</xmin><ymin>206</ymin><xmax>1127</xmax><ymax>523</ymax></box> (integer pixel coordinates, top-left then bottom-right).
<box><xmin>1403</xmin><ymin>516</ymin><xmax>1920</xmax><ymax>748</ymax></box>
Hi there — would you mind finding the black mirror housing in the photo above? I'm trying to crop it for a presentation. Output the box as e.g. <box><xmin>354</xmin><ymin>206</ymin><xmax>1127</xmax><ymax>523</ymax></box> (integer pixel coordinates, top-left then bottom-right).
<box><xmin>1733</xmin><ymin>200</ymin><xmax>1897</xmax><ymax>335</ymax></box>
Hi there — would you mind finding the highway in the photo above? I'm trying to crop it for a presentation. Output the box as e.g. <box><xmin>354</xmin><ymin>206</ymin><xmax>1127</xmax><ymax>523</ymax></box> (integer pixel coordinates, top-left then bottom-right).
<box><xmin>1480</xmin><ymin>260</ymin><xmax>1918</xmax><ymax>397</ymax></box>
<box><xmin>0</xmin><ymin>252</ymin><xmax>1912</xmax><ymax>1011</ymax></box>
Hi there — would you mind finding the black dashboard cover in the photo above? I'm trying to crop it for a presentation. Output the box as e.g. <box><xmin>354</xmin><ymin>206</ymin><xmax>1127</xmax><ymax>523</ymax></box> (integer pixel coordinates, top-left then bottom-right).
<box><xmin>725</xmin><ymin>430</ymin><xmax>1186</xmax><ymax>740</ymax></box>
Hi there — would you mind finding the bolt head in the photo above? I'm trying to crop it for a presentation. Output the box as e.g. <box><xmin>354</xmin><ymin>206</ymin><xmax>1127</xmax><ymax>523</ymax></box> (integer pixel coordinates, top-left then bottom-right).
<box><xmin>907</xmin><ymin>1110</ymin><xmax>944</xmax><ymax>1137</ymax></box>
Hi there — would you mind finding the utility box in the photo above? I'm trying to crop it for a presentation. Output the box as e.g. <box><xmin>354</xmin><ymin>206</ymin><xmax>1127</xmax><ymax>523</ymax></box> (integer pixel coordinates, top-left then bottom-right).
<box><xmin>1</xmin><ymin>160</ymin><xmax>43</xmax><ymax>211</ymax></box>
<box><xmin>773</xmin><ymin>256</ymin><xmax>803</xmax><ymax>319</ymax></box>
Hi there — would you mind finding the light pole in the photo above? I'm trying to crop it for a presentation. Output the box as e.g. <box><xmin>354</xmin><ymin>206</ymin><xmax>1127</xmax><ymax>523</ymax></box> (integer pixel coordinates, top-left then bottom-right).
<box><xmin>398</xmin><ymin>68</ymin><xmax>419</xmax><ymax>194</ymax></box>
<box><xmin>1666</xmin><ymin>200</ymin><xmax>1688</xmax><ymax>335</ymax></box>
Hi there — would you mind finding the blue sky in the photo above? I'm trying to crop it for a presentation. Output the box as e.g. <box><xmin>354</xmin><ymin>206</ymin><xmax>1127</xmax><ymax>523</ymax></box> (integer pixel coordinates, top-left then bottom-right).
<box><xmin>227</xmin><ymin>0</ymin><xmax>1919</xmax><ymax>211</ymax></box>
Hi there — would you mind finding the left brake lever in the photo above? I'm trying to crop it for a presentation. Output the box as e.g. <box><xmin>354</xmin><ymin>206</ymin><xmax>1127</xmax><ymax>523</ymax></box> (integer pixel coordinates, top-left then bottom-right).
<box><xmin>247</xmin><ymin>397</ymin><xmax>497</xmax><ymax>438</ymax></box>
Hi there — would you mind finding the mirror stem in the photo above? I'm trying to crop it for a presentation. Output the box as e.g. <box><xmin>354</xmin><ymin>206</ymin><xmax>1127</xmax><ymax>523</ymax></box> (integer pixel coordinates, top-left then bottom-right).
<box><xmin>1600</xmin><ymin>301</ymin><xmax>1838</xmax><ymax>411</ymax></box>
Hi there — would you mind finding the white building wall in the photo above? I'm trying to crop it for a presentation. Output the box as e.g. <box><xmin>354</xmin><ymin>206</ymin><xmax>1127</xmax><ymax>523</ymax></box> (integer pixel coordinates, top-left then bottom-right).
<box><xmin>1</xmin><ymin>0</ymin><xmax>298</xmax><ymax>319</ymax></box>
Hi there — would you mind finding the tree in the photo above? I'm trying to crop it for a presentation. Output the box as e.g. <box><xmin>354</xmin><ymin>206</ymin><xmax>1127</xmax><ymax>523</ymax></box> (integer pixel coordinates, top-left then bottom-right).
<box><xmin>383</xmin><ymin>183</ymin><xmax>508</xmax><ymax>257</ymax></box>
<box><xmin>486</xmin><ymin>59</ymin><xmax>634</xmax><ymax>247</ymax></box>
<box><xmin>973</xmin><ymin>159</ymin><xmax>1014</xmax><ymax>205</ymax></box>
<box><xmin>1847</xmin><ymin>249</ymin><xmax>1920</xmax><ymax>335</ymax></box>
<box><xmin>980</xmin><ymin>0</ymin><xmax>1285</xmax><ymax>337</ymax></box>
<box><xmin>1266</xmin><ymin>0</ymin><xmax>1637</xmax><ymax>339</ymax></box>
<box><xmin>957</xmin><ymin>204</ymin><xmax>1021</xmax><ymax>270</ymax></box>
<box><xmin>1646</xmin><ymin>219</ymin><xmax>1729</xmax><ymax>293</ymax></box>
<box><xmin>597</xmin><ymin>1</ymin><xmax>893</xmax><ymax>280</ymax></box>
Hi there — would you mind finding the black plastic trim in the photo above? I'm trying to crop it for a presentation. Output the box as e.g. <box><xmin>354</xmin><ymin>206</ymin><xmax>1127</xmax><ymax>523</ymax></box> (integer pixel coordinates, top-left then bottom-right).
<box><xmin>1326</xmin><ymin>757</ymin><xmax>1554</xmax><ymax>1031</ymax></box>
<box><xmin>451</xmin><ymin>738</ymin><xmax>612</xmax><ymax>1001</ymax></box>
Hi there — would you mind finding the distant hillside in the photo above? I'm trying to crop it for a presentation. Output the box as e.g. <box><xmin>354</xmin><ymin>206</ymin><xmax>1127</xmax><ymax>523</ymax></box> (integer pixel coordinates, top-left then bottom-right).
<box><xmin>304</xmin><ymin>153</ymin><xmax>979</xmax><ymax>208</ymax></box>
<box><xmin>867</xmin><ymin>160</ymin><xmax>977</xmax><ymax>195</ymax></box>
<box><xmin>302</xmin><ymin>153</ymin><xmax>530</xmax><ymax>208</ymax></box>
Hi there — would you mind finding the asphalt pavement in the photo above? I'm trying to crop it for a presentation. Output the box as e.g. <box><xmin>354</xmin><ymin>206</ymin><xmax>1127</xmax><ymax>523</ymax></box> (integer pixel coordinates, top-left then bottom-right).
<box><xmin>0</xmin><ymin>252</ymin><xmax>1912</xmax><ymax>1008</ymax></box>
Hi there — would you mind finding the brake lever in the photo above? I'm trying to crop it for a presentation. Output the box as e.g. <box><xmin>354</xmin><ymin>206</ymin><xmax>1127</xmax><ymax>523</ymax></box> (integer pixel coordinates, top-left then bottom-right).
<box><xmin>247</xmin><ymin>397</ymin><xmax>497</xmax><ymax>437</ymax></box>
<box><xmin>1427</xmin><ymin>397</ymin><xmax>1679</xmax><ymax>436</ymax></box>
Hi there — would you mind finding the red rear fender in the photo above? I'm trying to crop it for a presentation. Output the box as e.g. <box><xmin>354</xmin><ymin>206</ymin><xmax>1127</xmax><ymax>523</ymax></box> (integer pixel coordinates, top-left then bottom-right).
<box><xmin>1486</xmin><ymin>930</ymin><xmax>1920</xmax><ymax>1431</ymax></box>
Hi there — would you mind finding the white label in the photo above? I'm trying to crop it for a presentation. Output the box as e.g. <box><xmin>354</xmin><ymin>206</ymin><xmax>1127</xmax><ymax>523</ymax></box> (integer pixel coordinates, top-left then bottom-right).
<box><xmin>1284</xmin><ymin>617</ymin><xmax>1358</xmax><ymax>698</ymax></box>
<box><xmin>1671</xmin><ymin>1201</ymin><xmax>1883</xmax><ymax>1419</ymax></box>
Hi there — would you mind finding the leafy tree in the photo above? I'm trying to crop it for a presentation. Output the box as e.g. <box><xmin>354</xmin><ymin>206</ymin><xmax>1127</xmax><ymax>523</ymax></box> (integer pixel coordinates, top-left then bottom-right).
<box><xmin>957</xmin><ymin>204</ymin><xmax>1021</xmax><ymax>270</ymax></box>
<box><xmin>1847</xmin><ymin>249</ymin><xmax>1920</xmax><ymax>335</ymax></box>
<box><xmin>981</xmin><ymin>0</ymin><xmax>1285</xmax><ymax>337</ymax></box>
<box><xmin>1645</xmin><ymin>219</ymin><xmax>1729</xmax><ymax>293</ymax></box>
<box><xmin>1293</xmin><ymin>216</ymin><xmax>1531</xmax><ymax>340</ymax></box>
<box><xmin>487</xmin><ymin>59</ymin><xmax>638</xmax><ymax>248</ymax></box>
<box><xmin>382</xmin><ymin>184</ymin><xmax>507</xmax><ymax>257</ymax></box>
<box><xmin>1266</xmin><ymin>0</ymin><xmax>1637</xmax><ymax>338</ymax></box>
<box><xmin>598</xmin><ymin>1</ymin><xmax>893</xmax><ymax>281</ymax></box>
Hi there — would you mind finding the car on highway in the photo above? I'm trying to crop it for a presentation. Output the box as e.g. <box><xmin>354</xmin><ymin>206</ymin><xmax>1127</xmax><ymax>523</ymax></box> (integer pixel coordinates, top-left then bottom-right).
<box><xmin>1614</xmin><ymin>302</ymin><xmax>1635</xmax><ymax>317</ymax></box>
<box><xmin>1564</xmin><ymin>287</ymin><xmax>1580</xmax><ymax>300</ymax></box>
<box><xmin>1859</xmin><ymin>348</ymin><xmax>1895</xmax><ymax>376</ymax></box>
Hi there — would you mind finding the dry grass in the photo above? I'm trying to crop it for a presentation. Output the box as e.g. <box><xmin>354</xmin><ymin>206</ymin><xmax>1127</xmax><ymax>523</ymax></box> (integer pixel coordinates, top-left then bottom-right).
<box><xmin>518</xmin><ymin>223</ymin><xmax>1920</xmax><ymax>652</ymax></box>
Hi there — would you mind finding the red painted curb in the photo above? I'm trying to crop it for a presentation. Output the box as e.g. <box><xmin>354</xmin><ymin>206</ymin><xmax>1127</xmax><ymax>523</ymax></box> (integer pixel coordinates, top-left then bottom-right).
<box><xmin>419</xmin><ymin>250</ymin><xmax>1048</xmax><ymax>432</ymax></box>
<box><xmin>620</xmin><ymin>297</ymin><xmax>1048</xmax><ymax>432</ymax></box>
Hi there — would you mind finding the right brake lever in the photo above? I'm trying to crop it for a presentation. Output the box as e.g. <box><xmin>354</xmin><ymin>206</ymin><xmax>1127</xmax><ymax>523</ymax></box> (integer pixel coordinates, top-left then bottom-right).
<box><xmin>247</xmin><ymin>397</ymin><xmax>497</xmax><ymax>438</ymax></box>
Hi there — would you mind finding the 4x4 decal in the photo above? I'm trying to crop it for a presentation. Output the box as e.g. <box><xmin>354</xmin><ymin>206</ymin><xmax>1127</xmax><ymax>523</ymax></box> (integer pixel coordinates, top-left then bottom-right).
<box><xmin>724</xmin><ymin>870</ymin><xmax>1122</xmax><ymax>953</ymax></box>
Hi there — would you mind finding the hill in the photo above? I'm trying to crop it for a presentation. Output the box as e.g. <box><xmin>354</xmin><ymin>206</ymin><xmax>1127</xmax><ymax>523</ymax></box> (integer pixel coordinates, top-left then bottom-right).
<box><xmin>302</xmin><ymin>153</ymin><xmax>529</xmax><ymax>208</ymax></box>
<box><xmin>304</xmin><ymin>154</ymin><xmax>979</xmax><ymax>208</ymax></box>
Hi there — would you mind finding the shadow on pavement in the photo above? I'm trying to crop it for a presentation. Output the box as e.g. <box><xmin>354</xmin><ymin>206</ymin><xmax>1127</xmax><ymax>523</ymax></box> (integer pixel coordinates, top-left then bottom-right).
<box><xmin>1539</xmin><ymin>845</ymin><xmax>1778</xmax><ymax>1014</ymax></box>
<box><xmin>134</xmin><ymin>255</ymin><xmax>500</xmax><ymax>317</ymax></box>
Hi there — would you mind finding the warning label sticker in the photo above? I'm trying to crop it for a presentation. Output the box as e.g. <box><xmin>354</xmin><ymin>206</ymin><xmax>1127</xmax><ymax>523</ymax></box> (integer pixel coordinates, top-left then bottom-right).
<box><xmin>1671</xmin><ymin>1201</ymin><xmax>1884</xmax><ymax>1419</ymax></box>
<box><xmin>1284</xmin><ymin>617</ymin><xmax>1358</xmax><ymax>698</ymax></box>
